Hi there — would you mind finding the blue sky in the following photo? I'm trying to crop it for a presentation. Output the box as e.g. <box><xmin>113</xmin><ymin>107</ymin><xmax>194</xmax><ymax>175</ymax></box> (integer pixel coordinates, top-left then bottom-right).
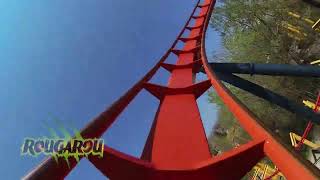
<box><xmin>0</xmin><ymin>0</ymin><xmax>222</xmax><ymax>179</ymax></box>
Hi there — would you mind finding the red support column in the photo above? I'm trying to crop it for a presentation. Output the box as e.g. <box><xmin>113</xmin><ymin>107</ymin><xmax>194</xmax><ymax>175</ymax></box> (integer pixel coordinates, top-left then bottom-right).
<box><xmin>141</xmin><ymin>0</ymin><xmax>212</xmax><ymax>169</ymax></box>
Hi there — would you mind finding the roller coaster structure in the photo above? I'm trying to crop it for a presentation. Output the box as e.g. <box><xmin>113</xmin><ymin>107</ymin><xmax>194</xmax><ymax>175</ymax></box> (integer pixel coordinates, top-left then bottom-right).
<box><xmin>24</xmin><ymin>0</ymin><xmax>320</xmax><ymax>179</ymax></box>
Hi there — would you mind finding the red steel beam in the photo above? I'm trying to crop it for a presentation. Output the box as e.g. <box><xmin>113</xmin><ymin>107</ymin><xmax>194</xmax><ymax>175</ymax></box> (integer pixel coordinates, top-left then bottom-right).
<box><xmin>140</xmin><ymin>0</ymin><xmax>212</xmax><ymax>169</ymax></box>
<box><xmin>200</xmin><ymin>1</ymin><xmax>320</xmax><ymax>179</ymax></box>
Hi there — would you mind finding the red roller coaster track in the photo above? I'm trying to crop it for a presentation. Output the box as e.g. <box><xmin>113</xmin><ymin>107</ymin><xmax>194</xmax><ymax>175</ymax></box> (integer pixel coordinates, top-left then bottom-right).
<box><xmin>24</xmin><ymin>0</ymin><xmax>320</xmax><ymax>179</ymax></box>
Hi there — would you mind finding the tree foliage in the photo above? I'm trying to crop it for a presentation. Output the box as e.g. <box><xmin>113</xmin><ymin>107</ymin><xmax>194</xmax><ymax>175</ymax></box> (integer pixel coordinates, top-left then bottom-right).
<box><xmin>211</xmin><ymin>0</ymin><xmax>320</xmax><ymax>64</ymax></box>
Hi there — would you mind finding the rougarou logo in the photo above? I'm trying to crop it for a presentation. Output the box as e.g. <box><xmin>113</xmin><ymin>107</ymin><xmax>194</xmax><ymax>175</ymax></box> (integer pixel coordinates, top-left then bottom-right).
<box><xmin>21</xmin><ymin>118</ymin><xmax>104</xmax><ymax>168</ymax></box>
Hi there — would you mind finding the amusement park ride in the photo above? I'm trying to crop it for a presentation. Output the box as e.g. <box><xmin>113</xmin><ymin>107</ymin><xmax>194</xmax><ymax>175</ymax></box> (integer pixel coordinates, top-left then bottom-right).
<box><xmin>24</xmin><ymin>0</ymin><xmax>320</xmax><ymax>179</ymax></box>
